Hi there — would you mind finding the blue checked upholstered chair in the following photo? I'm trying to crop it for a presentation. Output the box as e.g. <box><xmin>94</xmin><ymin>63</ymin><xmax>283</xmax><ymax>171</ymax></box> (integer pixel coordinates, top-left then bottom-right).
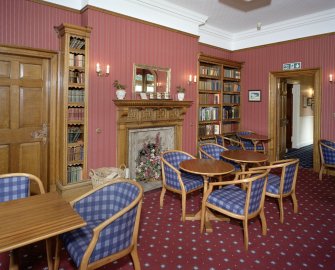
<box><xmin>237</xmin><ymin>131</ymin><xmax>265</xmax><ymax>153</ymax></box>
<box><xmin>215</xmin><ymin>134</ymin><xmax>244</xmax><ymax>150</ymax></box>
<box><xmin>55</xmin><ymin>179</ymin><xmax>143</xmax><ymax>270</ymax></box>
<box><xmin>199</xmin><ymin>142</ymin><xmax>241</xmax><ymax>171</ymax></box>
<box><xmin>319</xmin><ymin>139</ymin><xmax>335</xmax><ymax>180</ymax></box>
<box><xmin>160</xmin><ymin>150</ymin><xmax>204</xmax><ymax>222</ymax></box>
<box><xmin>0</xmin><ymin>173</ymin><xmax>45</xmax><ymax>267</ymax></box>
<box><xmin>250</xmin><ymin>159</ymin><xmax>299</xmax><ymax>223</ymax></box>
<box><xmin>0</xmin><ymin>173</ymin><xmax>45</xmax><ymax>202</ymax></box>
<box><xmin>201</xmin><ymin>170</ymin><xmax>269</xmax><ymax>250</ymax></box>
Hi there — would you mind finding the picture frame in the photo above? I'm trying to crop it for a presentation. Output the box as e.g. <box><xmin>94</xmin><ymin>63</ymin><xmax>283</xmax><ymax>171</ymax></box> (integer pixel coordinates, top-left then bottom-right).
<box><xmin>307</xmin><ymin>97</ymin><xmax>312</xmax><ymax>106</ymax></box>
<box><xmin>140</xmin><ymin>93</ymin><xmax>148</xmax><ymax>100</ymax></box>
<box><xmin>248</xmin><ymin>90</ymin><xmax>261</xmax><ymax>102</ymax></box>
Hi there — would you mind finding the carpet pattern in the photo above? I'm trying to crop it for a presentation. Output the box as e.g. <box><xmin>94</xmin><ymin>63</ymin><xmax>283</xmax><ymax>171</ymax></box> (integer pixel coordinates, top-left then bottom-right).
<box><xmin>284</xmin><ymin>144</ymin><xmax>313</xmax><ymax>168</ymax></box>
<box><xmin>0</xmin><ymin>169</ymin><xmax>334</xmax><ymax>270</ymax></box>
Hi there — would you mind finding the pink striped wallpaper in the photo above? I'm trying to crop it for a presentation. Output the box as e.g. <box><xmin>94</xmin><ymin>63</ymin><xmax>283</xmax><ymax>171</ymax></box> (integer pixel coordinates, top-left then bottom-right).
<box><xmin>0</xmin><ymin>0</ymin><xmax>80</xmax><ymax>51</ymax></box>
<box><xmin>233</xmin><ymin>35</ymin><xmax>335</xmax><ymax>139</ymax></box>
<box><xmin>1</xmin><ymin>1</ymin><xmax>334</xmax><ymax>171</ymax></box>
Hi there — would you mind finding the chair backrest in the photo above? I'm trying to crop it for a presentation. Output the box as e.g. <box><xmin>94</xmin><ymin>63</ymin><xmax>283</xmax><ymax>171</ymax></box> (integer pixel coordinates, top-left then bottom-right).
<box><xmin>244</xmin><ymin>171</ymin><xmax>268</xmax><ymax>215</ymax></box>
<box><xmin>236</xmin><ymin>131</ymin><xmax>255</xmax><ymax>148</ymax></box>
<box><xmin>199</xmin><ymin>143</ymin><xmax>228</xmax><ymax>160</ymax></box>
<box><xmin>319</xmin><ymin>139</ymin><xmax>335</xmax><ymax>165</ymax></box>
<box><xmin>72</xmin><ymin>179</ymin><xmax>143</xmax><ymax>266</ymax></box>
<box><xmin>161</xmin><ymin>150</ymin><xmax>195</xmax><ymax>190</ymax></box>
<box><xmin>0</xmin><ymin>173</ymin><xmax>45</xmax><ymax>202</ymax></box>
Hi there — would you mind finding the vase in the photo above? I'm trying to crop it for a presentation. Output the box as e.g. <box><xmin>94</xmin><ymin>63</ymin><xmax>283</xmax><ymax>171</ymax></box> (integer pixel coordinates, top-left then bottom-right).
<box><xmin>177</xmin><ymin>92</ymin><xmax>185</xmax><ymax>101</ymax></box>
<box><xmin>116</xmin><ymin>89</ymin><xmax>126</xmax><ymax>100</ymax></box>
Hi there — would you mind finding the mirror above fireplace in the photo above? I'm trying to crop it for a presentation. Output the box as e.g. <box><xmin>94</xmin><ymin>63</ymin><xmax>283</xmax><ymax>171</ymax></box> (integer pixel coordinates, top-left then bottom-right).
<box><xmin>132</xmin><ymin>64</ymin><xmax>171</xmax><ymax>94</ymax></box>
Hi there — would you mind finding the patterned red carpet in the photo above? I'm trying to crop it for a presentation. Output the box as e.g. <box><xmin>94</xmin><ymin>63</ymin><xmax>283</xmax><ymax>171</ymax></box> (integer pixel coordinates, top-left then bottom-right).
<box><xmin>0</xmin><ymin>169</ymin><xmax>334</xmax><ymax>270</ymax></box>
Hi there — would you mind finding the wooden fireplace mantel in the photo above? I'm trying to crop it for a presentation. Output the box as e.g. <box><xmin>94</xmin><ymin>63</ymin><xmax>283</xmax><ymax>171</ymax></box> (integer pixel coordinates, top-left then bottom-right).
<box><xmin>113</xmin><ymin>99</ymin><xmax>192</xmax><ymax>167</ymax></box>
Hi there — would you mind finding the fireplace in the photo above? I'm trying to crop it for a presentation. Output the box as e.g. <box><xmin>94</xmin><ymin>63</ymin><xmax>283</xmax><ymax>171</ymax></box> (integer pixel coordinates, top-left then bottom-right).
<box><xmin>113</xmin><ymin>100</ymin><xmax>192</xmax><ymax>179</ymax></box>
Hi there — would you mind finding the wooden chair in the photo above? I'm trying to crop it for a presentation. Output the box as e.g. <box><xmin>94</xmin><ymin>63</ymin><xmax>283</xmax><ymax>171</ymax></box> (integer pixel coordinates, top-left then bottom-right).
<box><xmin>319</xmin><ymin>139</ymin><xmax>335</xmax><ymax>180</ymax></box>
<box><xmin>199</xmin><ymin>142</ymin><xmax>241</xmax><ymax>171</ymax></box>
<box><xmin>55</xmin><ymin>179</ymin><xmax>143</xmax><ymax>270</ymax></box>
<box><xmin>0</xmin><ymin>173</ymin><xmax>45</xmax><ymax>268</ymax></box>
<box><xmin>250</xmin><ymin>159</ymin><xmax>299</xmax><ymax>223</ymax></box>
<box><xmin>160</xmin><ymin>150</ymin><xmax>204</xmax><ymax>222</ymax></box>
<box><xmin>236</xmin><ymin>131</ymin><xmax>266</xmax><ymax>153</ymax></box>
<box><xmin>201</xmin><ymin>170</ymin><xmax>269</xmax><ymax>250</ymax></box>
<box><xmin>215</xmin><ymin>134</ymin><xmax>244</xmax><ymax>150</ymax></box>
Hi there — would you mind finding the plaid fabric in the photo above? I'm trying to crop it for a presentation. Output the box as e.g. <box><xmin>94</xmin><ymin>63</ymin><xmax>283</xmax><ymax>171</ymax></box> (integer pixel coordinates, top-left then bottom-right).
<box><xmin>207</xmin><ymin>176</ymin><xmax>266</xmax><ymax>215</ymax></box>
<box><xmin>207</xmin><ymin>185</ymin><xmax>246</xmax><ymax>215</ymax></box>
<box><xmin>216</xmin><ymin>136</ymin><xmax>223</xmax><ymax>145</ymax></box>
<box><xmin>0</xmin><ymin>176</ymin><xmax>30</xmax><ymax>202</ymax></box>
<box><xmin>162</xmin><ymin>152</ymin><xmax>203</xmax><ymax>191</ymax></box>
<box><xmin>266</xmin><ymin>163</ymin><xmax>297</xmax><ymax>195</ymax></box>
<box><xmin>61</xmin><ymin>182</ymin><xmax>140</xmax><ymax>267</ymax></box>
<box><xmin>200</xmin><ymin>144</ymin><xmax>222</xmax><ymax>160</ymax></box>
<box><xmin>320</xmin><ymin>140</ymin><xmax>335</xmax><ymax>165</ymax></box>
<box><xmin>237</xmin><ymin>131</ymin><xmax>264</xmax><ymax>151</ymax></box>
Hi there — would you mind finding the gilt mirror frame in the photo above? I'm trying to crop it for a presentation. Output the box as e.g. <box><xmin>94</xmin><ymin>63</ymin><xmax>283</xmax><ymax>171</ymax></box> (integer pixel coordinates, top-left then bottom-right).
<box><xmin>132</xmin><ymin>64</ymin><xmax>171</xmax><ymax>95</ymax></box>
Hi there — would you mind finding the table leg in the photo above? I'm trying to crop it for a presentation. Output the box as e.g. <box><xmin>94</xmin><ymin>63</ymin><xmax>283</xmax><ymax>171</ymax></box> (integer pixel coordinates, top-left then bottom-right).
<box><xmin>9</xmin><ymin>249</ymin><xmax>19</xmax><ymax>270</ymax></box>
<box><xmin>46</xmin><ymin>238</ymin><xmax>54</xmax><ymax>270</ymax></box>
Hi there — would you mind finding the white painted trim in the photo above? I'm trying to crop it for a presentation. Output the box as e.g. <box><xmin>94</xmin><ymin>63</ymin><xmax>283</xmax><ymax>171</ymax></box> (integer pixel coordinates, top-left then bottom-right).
<box><xmin>42</xmin><ymin>0</ymin><xmax>335</xmax><ymax>50</ymax></box>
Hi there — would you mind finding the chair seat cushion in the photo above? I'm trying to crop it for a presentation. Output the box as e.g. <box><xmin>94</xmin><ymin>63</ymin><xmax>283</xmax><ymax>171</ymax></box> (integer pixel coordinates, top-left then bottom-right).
<box><xmin>181</xmin><ymin>172</ymin><xmax>204</xmax><ymax>192</ymax></box>
<box><xmin>207</xmin><ymin>185</ymin><xmax>246</xmax><ymax>215</ymax></box>
<box><xmin>61</xmin><ymin>220</ymin><xmax>102</xmax><ymax>267</ymax></box>
<box><xmin>266</xmin><ymin>173</ymin><xmax>281</xmax><ymax>194</ymax></box>
<box><xmin>227</xmin><ymin>145</ymin><xmax>242</xmax><ymax>151</ymax></box>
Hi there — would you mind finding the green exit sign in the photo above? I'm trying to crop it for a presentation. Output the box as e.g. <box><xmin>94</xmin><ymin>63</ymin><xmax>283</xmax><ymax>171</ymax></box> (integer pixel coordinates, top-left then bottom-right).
<box><xmin>283</xmin><ymin>62</ymin><xmax>302</xmax><ymax>70</ymax></box>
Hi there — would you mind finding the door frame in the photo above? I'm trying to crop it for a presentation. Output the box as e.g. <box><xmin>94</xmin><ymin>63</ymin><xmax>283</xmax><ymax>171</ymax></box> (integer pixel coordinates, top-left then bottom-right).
<box><xmin>0</xmin><ymin>45</ymin><xmax>58</xmax><ymax>190</ymax></box>
<box><xmin>268</xmin><ymin>68</ymin><xmax>321</xmax><ymax>171</ymax></box>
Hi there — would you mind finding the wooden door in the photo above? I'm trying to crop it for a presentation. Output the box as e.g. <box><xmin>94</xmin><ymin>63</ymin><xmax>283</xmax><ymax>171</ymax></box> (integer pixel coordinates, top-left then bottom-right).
<box><xmin>278</xmin><ymin>80</ymin><xmax>288</xmax><ymax>159</ymax></box>
<box><xmin>286</xmin><ymin>84</ymin><xmax>293</xmax><ymax>149</ymax></box>
<box><xmin>0</xmin><ymin>54</ymin><xmax>49</xmax><ymax>190</ymax></box>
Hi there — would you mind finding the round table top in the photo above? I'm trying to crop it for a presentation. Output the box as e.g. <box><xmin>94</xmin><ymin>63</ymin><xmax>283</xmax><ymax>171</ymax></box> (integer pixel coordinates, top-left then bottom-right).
<box><xmin>239</xmin><ymin>134</ymin><xmax>270</xmax><ymax>141</ymax></box>
<box><xmin>179</xmin><ymin>159</ymin><xmax>234</xmax><ymax>177</ymax></box>
<box><xmin>220</xmin><ymin>150</ymin><xmax>268</xmax><ymax>163</ymax></box>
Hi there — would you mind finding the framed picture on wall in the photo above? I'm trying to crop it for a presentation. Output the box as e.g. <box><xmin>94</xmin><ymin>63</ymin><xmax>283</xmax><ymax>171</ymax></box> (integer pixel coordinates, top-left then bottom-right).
<box><xmin>248</xmin><ymin>90</ymin><xmax>261</xmax><ymax>102</ymax></box>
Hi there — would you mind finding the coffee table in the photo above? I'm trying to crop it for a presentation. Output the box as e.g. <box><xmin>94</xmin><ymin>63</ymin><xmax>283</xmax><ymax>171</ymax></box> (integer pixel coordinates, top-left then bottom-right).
<box><xmin>180</xmin><ymin>159</ymin><xmax>234</xmax><ymax>232</ymax></box>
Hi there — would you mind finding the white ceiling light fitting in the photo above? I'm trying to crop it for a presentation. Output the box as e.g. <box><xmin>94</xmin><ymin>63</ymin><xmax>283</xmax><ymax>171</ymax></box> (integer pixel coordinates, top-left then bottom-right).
<box><xmin>257</xmin><ymin>22</ymin><xmax>262</xmax><ymax>30</ymax></box>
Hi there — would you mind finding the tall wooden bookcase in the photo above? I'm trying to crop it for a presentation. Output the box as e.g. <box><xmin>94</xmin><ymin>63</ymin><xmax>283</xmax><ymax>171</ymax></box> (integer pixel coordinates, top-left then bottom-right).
<box><xmin>197</xmin><ymin>54</ymin><xmax>243</xmax><ymax>142</ymax></box>
<box><xmin>55</xmin><ymin>23</ymin><xmax>91</xmax><ymax>193</ymax></box>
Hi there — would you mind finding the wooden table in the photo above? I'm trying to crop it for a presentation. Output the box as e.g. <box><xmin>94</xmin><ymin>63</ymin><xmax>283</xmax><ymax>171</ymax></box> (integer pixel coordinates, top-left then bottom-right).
<box><xmin>0</xmin><ymin>192</ymin><xmax>86</xmax><ymax>270</ymax></box>
<box><xmin>180</xmin><ymin>159</ymin><xmax>234</xmax><ymax>232</ymax></box>
<box><xmin>238</xmin><ymin>133</ymin><xmax>270</xmax><ymax>152</ymax></box>
<box><xmin>221</xmin><ymin>150</ymin><xmax>268</xmax><ymax>172</ymax></box>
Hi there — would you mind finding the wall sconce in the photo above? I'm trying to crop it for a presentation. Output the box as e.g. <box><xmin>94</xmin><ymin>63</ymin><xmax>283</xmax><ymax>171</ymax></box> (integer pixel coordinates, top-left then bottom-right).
<box><xmin>187</xmin><ymin>74</ymin><xmax>197</xmax><ymax>85</ymax></box>
<box><xmin>329</xmin><ymin>74</ymin><xmax>333</xmax><ymax>83</ymax></box>
<box><xmin>96</xmin><ymin>63</ymin><xmax>110</xmax><ymax>77</ymax></box>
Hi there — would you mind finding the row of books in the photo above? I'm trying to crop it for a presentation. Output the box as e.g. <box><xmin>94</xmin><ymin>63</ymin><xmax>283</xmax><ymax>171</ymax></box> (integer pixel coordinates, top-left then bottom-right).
<box><xmin>199</xmin><ymin>80</ymin><xmax>222</xmax><ymax>91</ymax></box>
<box><xmin>68</xmin><ymin>108</ymin><xmax>85</xmax><ymax>121</ymax></box>
<box><xmin>67</xmin><ymin>165</ymin><xmax>83</xmax><ymax>184</ymax></box>
<box><xmin>198</xmin><ymin>124</ymin><xmax>220</xmax><ymax>137</ymax></box>
<box><xmin>199</xmin><ymin>107</ymin><xmax>219</xmax><ymax>121</ymax></box>
<box><xmin>223</xmin><ymin>94</ymin><xmax>240</xmax><ymax>104</ymax></box>
<box><xmin>68</xmin><ymin>89</ymin><xmax>85</xmax><ymax>103</ymax></box>
<box><xmin>223</xmin><ymin>106</ymin><xmax>240</xmax><ymax>119</ymax></box>
<box><xmin>199</xmin><ymin>66</ymin><xmax>220</xmax><ymax>77</ymax></box>
<box><xmin>69</xmin><ymin>37</ymin><xmax>85</xmax><ymax>49</ymax></box>
<box><xmin>67</xmin><ymin>145</ymin><xmax>84</xmax><ymax>162</ymax></box>
<box><xmin>69</xmin><ymin>71</ymin><xmax>85</xmax><ymax>84</ymax></box>
<box><xmin>69</xmin><ymin>53</ymin><xmax>85</xmax><ymax>67</ymax></box>
<box><xmin>68</xmin><ymin>127</ymin><xmax>83</xmax><ymax>143</ymax></box>
<box><xmin>223</xmin><ymin>82</ymin><xmax>240</xmax><ymax>92</ymax></box>
<box><xmin>199</xmin><ymin>93</ymin><xmax>220</xmax><ymax>104</ymax></box>
<box><xmin>224</xmin><ymin>69</ymin><xmax>241</xmax><ymax>79</ymax></box>
<box><xmin>222</xmin><ymin>122</ymin><xmax>239</xmax><ymax>133</ymax></box>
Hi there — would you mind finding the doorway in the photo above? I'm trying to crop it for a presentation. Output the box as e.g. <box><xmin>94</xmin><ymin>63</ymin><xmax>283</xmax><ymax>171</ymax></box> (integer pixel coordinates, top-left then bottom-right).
<box><xmin>0</xmin><ymin>45</ymin><xmax>58</xmax><ymax>191</ymax></box>
<box><xmin>268</xmin><ymin>69</ymin><xmax>321</xmax><ymax>172</ymax></box>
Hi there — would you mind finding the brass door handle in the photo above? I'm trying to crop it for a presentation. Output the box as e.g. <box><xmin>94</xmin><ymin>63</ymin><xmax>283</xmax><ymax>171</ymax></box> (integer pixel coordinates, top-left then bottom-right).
<box><xmin>31</xmin><ymin>123</ymin><xmax>48</xmax><ymax>144</ymax></box>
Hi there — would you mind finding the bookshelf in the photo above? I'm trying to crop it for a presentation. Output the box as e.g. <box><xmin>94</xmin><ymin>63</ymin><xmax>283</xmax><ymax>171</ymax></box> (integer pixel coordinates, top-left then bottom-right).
<box><xmin>56</xmin><ymin>23</ymin><xmax>91</xmax><ymax>190</ymax></box>
<box><xmin>197</xmin><ymin>54</ymin><xmax>243</xmax><ymax>142</ymax></box>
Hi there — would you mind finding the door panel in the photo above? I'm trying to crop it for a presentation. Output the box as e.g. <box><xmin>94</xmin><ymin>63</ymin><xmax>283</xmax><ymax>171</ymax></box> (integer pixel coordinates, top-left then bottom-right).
<box><xmin>279</xmin><ymin>80</ymin><xmax>288</xmax><ymax>159</ymax></box>
<box><xmin>0</xmin><ymin>54</ymin><xmax>49</xmax><ymax>190</ymax></box>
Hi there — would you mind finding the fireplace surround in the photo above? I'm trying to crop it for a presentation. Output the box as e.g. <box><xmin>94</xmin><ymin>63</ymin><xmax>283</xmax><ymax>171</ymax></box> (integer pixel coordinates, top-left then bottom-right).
<box><xmin>113</xmin><ymin>100</ymin><xmax>192</xmax><ymax>173</ymax></box>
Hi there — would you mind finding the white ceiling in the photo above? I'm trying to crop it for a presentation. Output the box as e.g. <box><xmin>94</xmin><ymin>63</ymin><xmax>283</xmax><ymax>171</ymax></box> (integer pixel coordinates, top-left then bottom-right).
<box><xmin>43</xmin><ymin>0</ymin><xmax>335</xmax><ymax>50</ymax></box>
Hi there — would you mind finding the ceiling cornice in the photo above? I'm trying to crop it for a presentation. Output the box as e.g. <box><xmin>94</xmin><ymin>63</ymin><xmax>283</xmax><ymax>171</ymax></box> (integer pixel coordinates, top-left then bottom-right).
<box><xmin>42</xmin><ymin>0</ymin><xmax>335</xmax><ymax>50</ymax></box>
